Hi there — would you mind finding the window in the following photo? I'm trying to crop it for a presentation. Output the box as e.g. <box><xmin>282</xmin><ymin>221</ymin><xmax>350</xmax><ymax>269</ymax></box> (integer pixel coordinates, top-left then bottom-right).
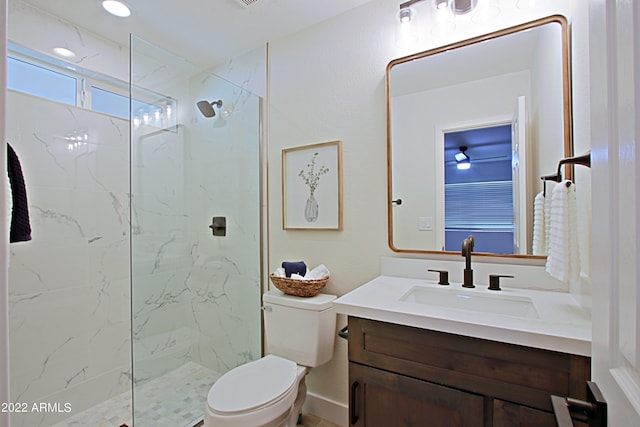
<box><xmin>91</xmin><ymin>86</ymin><xmax>129</xmax><ymax>119</ymax></box>
<box><xmin>7</xmin><ymin>56</ymin><xmax>78</xmax><ymax>106</ymax></box>
<box><xmin>445</xmin><ymin>181</ymin><xmax>513</xmax><ymax>230</ymax></box>
<box><xmin>7</xmin><ymin>43</ymin><xmax>177</xmax><ymax>129</ymax></box>
<box><xmin>444</xmin><ymin>180</ymin><xmax>514</xmax><ymax>254</ymax></box>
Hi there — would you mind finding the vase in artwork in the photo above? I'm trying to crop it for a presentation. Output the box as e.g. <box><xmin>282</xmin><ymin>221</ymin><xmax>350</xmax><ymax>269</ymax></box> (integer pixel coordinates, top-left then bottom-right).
<box><xmin>304</xmin><ymin>193</ymin><xmax>319</xmax><ymax>222</ymax></box>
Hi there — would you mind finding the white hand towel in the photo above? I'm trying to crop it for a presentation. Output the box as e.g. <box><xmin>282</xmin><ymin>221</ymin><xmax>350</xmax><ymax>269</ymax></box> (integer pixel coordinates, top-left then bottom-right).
<box><xmin>273</xmin><ymin>267</ymin><xmax>286</xmax><ymax>278</ymax></box>
<box><xmin>545</xmin><ymin>181</ymin><xmax>580</xmax><ymax>283</ymax></box>
<box><xmin>532</xmin><ymin>191</ymin><xmax>546</xmax><ymax>255</ymax></box>
<box><xmin>304</xmin><ymin>264</ymin><xmax>330</xmax><ymax>280</ymax></box>
<box><xmin>544</xmin><ymin>191</ymin><xmax>552</xmax><ymax>254</ymax></box>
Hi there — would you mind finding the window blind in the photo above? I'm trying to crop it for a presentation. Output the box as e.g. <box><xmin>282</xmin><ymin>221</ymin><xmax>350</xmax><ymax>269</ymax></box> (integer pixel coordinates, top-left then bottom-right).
<box><xmin>445</xmin><ymin>181</ymin><xmax>513</xmax><ymax>230</ymax></box>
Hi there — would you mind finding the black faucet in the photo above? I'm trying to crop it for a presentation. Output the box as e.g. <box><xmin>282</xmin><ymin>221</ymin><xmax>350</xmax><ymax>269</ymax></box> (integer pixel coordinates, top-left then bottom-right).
<box><xmin>461</xmin><ymin>235</ymin><xmax>475</xmax><ymax>288</ymax></box>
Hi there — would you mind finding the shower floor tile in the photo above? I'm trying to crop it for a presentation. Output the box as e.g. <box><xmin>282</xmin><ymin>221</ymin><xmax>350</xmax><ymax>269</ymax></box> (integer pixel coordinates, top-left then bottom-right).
<box><xmin>52</xmin><ymin>362</ymin><xmax>219</xmax><ymax>427</ymax></box>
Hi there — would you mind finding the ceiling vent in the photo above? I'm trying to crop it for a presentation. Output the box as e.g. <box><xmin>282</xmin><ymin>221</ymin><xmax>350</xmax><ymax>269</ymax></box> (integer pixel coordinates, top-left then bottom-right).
<box><xmin>233</xmin><ymin>0</ymin><xmax>261</xmax><ymax>8</ymax></box>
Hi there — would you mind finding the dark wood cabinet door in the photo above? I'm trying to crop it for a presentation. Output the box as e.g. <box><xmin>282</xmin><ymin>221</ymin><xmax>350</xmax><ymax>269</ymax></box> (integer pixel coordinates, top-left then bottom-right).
<box><xmin>493</xmin><ymin>399</ymin><xmax>557</xmax><ymax>427</ymax></box>
<box><xmin>349</xmin><ymin>362</ymin><xmax>484</xmax><ymax>427</ymax></box>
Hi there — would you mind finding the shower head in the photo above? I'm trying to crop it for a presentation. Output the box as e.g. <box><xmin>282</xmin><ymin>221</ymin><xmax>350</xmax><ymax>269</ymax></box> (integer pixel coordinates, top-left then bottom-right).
<box><xmin>197</xmin><ymin>99</ymin><xmax>223</xmax><ymax>118</ymax></box>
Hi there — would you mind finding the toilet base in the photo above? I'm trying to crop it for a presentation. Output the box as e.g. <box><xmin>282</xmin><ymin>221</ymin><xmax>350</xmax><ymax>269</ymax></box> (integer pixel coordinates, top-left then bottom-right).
<box><xmin>204</xmin><ymin>370</ymin><xmax>308</xmax><ymax>427</ymax></box>
<box><xmin>287</xmin><ymin>376</ymin><xmax>306</xmax><ymax>427</ymax></box>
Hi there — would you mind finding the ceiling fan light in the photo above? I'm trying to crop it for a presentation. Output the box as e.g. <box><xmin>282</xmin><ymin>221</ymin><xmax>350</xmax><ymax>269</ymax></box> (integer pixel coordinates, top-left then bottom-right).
<box><xmin>455</xmin><ymin>146</ymin><xmax>471</xmax><ymax>169</ymax></box>
<box><xmin>456</xmin><ymin>159</ymin><xmax>471</xmax><ymax>170</ymax></box>
<box><xmin>455</xmin><ymin>152</ymin><xmax>468</xmax><ymax>162</ymax></box>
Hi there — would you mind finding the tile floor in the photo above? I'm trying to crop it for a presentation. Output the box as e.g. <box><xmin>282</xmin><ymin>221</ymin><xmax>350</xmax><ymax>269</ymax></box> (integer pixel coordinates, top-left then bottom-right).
<box><xmin>193</xmin><ymin>413</ymin><xmax>341</xmax><ymax>427</ymax></box>
<box><xmin>52</xmin><ymin>362</ymin><xmax>219</xmax><ymax>427</ymax></box>
<box><xmin>298</xmin><ymin>413</ymin><xmax>343</xmax><ymax>427</ymax></box>
<box><xmin>50</xmin><ymin>361</ymin><xmax>342</xmax><ymax>427</ymax></box>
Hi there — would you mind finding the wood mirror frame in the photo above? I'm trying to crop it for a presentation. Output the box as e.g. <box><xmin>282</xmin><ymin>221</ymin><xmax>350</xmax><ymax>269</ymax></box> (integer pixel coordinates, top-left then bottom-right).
<box><xmin>386</xmin><ymin>15</ymin><xmax>573</xmax><ymax>259</ymax></box>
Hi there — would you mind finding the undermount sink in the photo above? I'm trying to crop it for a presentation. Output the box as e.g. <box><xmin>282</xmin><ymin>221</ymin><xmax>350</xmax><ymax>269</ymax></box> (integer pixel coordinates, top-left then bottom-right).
<box><xmin>399</xmin><ymin>285</ymin><xmax>539</xmax><ymax>319</ymax></box>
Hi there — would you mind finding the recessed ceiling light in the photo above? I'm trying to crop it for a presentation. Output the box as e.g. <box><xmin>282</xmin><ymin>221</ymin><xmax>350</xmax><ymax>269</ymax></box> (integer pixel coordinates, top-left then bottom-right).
<box><xmin>102</xmin><ymin>0</ymin><xmax>132</xmax><ymax>18</ymax></box>
<box><xmin>53</xmin><ymin>47</ymin><xmax>77</xmax><ymax>59</ymax></box>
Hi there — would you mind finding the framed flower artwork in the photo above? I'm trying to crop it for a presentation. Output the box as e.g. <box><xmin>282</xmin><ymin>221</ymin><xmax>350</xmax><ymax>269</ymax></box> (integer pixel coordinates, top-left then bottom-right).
<box><xmin>282</xmin><ymin>141</ymin><xmax>343</xmax><ymax>230</ymax></box>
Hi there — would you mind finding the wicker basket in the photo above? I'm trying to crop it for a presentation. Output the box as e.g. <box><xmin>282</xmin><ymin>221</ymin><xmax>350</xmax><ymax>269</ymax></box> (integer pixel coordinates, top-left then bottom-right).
<box><xmin>269</xmin><ymin>274</ymin><xmax>329</xmax><ymax>297</ymax></box>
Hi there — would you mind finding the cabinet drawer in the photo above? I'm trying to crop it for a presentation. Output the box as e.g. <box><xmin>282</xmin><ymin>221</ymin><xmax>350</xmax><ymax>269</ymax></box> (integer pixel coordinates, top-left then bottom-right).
<box><xmin>348</xmin><ymin>317</ymin><xmax>590</xmax><ymax>412</ymax></box>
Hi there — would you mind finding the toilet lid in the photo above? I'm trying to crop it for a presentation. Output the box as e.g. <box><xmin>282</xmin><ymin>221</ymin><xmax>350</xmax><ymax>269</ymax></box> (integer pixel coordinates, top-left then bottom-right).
<box><xmin>208</xmin><ymin>355</ymin><xmax>298</xmax><ymax>414</ymax></box>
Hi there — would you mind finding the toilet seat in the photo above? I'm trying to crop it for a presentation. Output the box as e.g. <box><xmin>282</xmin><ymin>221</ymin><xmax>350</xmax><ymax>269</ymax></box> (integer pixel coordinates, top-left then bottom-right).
<box><xmin>207</xmin><ymin>355</ymin><xmax>299</xmax><ymax>416</ymax></box>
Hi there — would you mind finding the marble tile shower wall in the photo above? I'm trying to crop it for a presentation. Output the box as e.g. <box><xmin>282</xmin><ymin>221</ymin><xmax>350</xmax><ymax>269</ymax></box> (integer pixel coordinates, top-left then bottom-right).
<box><xmin>129</xmin><ymin>63</ymin><xmax>262</xmax><ymax>390</ymax></box>
<box><xmin>131</xmin><ymin>123</ymin><xmax>191</xmax><ymax>383</ymax></box>
<box><xmin>7</xmin><ymin>92</ymin><xmax>131</xmax><ymax>427</ymax></box>
<box><xmin>183</xmin><ymin>71</ymin><xmax>262</xmax><ymax>374</ymax></box>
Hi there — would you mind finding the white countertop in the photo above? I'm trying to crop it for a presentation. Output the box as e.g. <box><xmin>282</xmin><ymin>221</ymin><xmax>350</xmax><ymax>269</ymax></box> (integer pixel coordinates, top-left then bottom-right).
<box><xmin>333</xmin><ymin>275</ymin><xmax>592</xmax><ymax>357</ymax></box>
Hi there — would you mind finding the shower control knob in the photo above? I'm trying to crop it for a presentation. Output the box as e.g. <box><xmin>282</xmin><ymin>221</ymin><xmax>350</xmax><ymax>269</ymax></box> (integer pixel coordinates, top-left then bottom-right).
<box><xmin>209</xmin><ymin>216</ymin><xmax>227</xmax><ymax>236</ymax></box>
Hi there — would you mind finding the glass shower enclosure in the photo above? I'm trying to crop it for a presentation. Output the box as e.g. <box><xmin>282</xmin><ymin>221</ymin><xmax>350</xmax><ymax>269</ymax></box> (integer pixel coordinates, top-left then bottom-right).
<box><xmin>5</xmin><ymin>27</ymin><xmax>261</xmax><ymax>426</ymax></box>
<box><xmin>129</xmin><ymin>36</ymin><xmax>262</xmax><ymax>426</ymax></box>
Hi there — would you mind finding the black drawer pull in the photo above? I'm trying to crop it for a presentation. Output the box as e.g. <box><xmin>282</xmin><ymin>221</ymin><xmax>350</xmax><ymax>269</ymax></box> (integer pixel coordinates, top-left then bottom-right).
<box><xmin>350</xmin><ymin>381</ymin><xmax>360</xmax><ymax>425</ymax></box>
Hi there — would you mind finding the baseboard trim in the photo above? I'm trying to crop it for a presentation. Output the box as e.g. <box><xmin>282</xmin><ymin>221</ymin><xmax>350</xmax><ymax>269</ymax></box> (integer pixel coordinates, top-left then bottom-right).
<box><xmin>302</xmin><ymin>392</ymin><xmax>348</xmax><ymax>427</ymax></box>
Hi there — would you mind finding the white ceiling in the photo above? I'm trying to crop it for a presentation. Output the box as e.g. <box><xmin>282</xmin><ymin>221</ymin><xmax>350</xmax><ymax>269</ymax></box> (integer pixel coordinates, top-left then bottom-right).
<box><xmin>21</xmin><ymin>0</ymin><xmax>376</xmax><ymax>67</ymax></box>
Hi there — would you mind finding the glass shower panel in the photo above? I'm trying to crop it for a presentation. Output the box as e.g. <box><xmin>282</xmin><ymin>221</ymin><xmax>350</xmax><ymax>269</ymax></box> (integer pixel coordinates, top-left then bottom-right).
<box><xmin>130</xmin><ymin>36</ymin><xmax>262</xmax><ymax>427</ymax></box>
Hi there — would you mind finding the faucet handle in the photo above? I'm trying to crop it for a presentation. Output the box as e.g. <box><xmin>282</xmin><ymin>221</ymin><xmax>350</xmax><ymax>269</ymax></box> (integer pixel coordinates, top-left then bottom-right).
<box><xmin>488</xmin><ymin>274</ymin><xmax>514</xmax><ymax>291</ymax></box>
<box><xmin>428</xmin><ymin>269</ymin><xmax>450</xmax><ymax>286</ymax></box>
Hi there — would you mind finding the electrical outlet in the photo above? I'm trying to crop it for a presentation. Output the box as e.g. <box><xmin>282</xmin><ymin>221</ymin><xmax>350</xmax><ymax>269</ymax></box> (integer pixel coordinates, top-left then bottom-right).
<box><xmin>419</xmin><ymin>216</ymin><xmax>433</xmax><ymax>231</ymax></box>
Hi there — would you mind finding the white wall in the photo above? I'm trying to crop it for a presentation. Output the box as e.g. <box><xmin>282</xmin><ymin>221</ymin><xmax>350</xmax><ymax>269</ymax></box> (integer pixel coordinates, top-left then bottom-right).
<box><xmin>268</xmin><ymin>0</ymin><xmax>591</xmax><ymax>422</ymax></box>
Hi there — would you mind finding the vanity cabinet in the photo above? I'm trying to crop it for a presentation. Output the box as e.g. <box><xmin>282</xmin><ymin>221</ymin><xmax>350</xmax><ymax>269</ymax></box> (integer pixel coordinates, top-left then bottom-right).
<box><xmin>347</xmin><ymin>317</ymin><xmax>590</xmax><ymax>427</ymax></box>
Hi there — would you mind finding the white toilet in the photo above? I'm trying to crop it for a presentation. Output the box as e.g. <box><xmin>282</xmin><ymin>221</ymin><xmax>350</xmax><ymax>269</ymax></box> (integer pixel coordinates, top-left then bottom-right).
<box><xmin>204</xmin><ymin>290</ymin><xmax>337</xmax><ymax>427</ymax></box>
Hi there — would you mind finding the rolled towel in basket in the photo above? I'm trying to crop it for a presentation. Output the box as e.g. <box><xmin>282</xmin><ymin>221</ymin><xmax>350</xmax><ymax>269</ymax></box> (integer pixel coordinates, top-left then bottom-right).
<box><xmin>282</xmin><ymin>261</ymin><xmax>307</xmax><ymax>278</ymax></box>
<box><xmin>304</xmin><ymin>264</ymin><xmax>330</xmax><ymax>280</ymax></box>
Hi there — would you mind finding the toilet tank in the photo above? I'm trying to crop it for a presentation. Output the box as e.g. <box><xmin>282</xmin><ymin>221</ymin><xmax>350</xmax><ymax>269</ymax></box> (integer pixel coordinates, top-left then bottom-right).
<box><xmin>262</xmin><ymin>290</ymin><xmax>337</xmax><ymax>367</ymax></box>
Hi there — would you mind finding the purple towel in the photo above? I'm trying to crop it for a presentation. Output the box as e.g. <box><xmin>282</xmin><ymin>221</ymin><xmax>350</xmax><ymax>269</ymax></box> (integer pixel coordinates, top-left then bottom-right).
<box><xmin>282</xmin><ymin>261</ymin><xmax>307</xmax><ymax>278</ymax></box>
<box><xmin>7</xmin><ymin>143</ymin><xmax>32</xmax><ymax>243</ymax></box>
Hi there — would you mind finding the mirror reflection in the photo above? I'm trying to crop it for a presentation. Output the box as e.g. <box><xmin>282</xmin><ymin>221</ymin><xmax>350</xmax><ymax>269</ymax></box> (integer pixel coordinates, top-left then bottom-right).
<box><xmin>387</xmin><ymin>15</ymin><xmax>572</xmax><ymax>258</ymax></box>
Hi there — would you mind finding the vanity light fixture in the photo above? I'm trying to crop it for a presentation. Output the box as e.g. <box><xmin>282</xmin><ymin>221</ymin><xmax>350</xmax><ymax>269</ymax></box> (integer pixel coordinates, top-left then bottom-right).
<box><xmin>102</xmin><ymin>0</ymin><xmax>132</xmax><ymax>18</ymax></box>
<box><xmin>450</xmin><ymin>0</ymin><xmax>478</xmax><ymax>15</ymax></box>
<box><xmin>455</xmin><ymin>146</ymin><xmax>471</xmax><ymax>170</ymax></box>
<box><xmin>399</xmin><ymin>7</ymin><xmax>414</xmax><ymax>23</ymax></box>
<box><xmin>398</xmin><ymin>0</ymin><xmax>478</xmax><ymax>20</ymax></box>
<box><xmin>396</xmin><ymin>0</ymin><xmax>482</xmax><ymax>45</ymax></box>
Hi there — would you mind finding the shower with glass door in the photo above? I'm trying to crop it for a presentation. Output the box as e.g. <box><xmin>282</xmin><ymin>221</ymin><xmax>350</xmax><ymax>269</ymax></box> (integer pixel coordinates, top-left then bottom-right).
<box><xmin>6</xmin><ymin>7</ymin><xmax>262</xmax><ymax>423</ymax></box>
<box><xmin>129</xmin><ymin>36</ymin><xmax>263</xmax><ymax>426</ymax></box>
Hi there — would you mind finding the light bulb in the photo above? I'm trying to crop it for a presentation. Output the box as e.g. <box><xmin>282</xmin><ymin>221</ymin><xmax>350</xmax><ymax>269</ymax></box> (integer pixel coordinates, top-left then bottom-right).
<box><xmin>53</xmin><ymin>47</ymin><xmax>76</xmax><ymax>59</ymax></box>
<box><xmin>102</xmin><ymin>1</ymin><xmax>131</xmax><ymax>18</ymax></box>
<box><xmin>399</xmin><ymin>7</ymin><xmax>413</xmax><ymax>23</ymax></box>
<box><xmin>396</xmin><ymin>7</ymin><xmax>418</xmax><ymax>46</ymax></box>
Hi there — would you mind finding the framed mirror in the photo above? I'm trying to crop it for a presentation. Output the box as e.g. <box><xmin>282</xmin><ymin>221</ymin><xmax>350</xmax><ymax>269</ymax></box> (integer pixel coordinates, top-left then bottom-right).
<box><xmin>387</xmin><ymin>15</ymin><xmax>572</xmax><ymax>258</ymax></box>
